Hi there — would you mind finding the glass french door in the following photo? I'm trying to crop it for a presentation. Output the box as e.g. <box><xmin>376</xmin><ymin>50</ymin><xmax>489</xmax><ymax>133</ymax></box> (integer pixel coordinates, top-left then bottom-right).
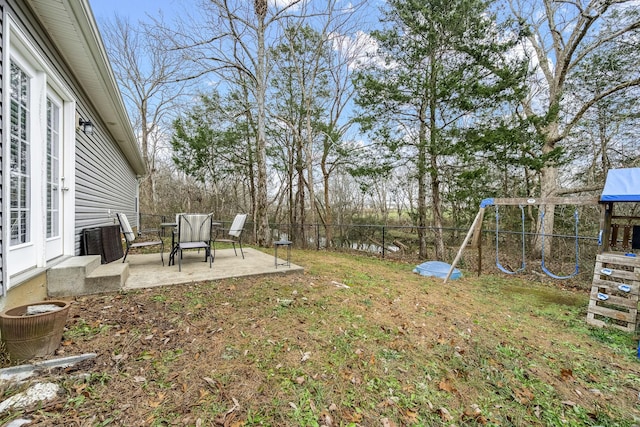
<box><xmin>8</xmin><ymin>60</ymin><xmax>35</xmax><ymax>275</ymax></box>
<box><xmin>8</xmin><ymin>59</ymin><xmax>66</xmax><ymax>277</ymax></box>
<box><xmin>45</xmin><ymin>94</ymin><xmax>63</xmax><ymax>260</ymax></box>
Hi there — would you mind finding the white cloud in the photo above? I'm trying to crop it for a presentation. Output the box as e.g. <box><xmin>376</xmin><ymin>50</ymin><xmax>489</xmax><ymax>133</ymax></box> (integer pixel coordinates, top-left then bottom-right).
<box><xmin>330</xmin><ymin>30</ymin><xmax>387</xmax><ymax>70</ymax></box>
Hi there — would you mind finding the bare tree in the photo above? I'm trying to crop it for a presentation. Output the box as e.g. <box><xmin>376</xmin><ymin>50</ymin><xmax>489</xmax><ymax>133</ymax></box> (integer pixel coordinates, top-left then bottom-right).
<box><xmin>270</xmin><ymin>0</ymin><xmax>367</xmax><ymax>246</ymax></box>
<box><xmin>156</xmin><ymin>0</ymin><xmax>304</xmax><ymax>246</ymax></box>
<box><xmin>102</xmin><ymin>15</ymin><xmax>193</xmax><ymax>213</ymax></box>
<box><xmin>510</xmin><ymin>0</ymin><xmax>640</xmax><ymax>253</ymax></box>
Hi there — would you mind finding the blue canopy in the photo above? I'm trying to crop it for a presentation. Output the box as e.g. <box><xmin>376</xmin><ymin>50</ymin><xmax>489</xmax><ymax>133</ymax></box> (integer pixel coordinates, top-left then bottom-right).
<box><xmin>600</xmin><ymin>168</ymin><xmax>640</xmax><ymax>202</ymax></box>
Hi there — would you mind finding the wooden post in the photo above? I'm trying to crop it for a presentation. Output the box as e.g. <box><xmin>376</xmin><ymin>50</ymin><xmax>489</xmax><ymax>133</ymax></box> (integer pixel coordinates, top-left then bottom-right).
<box><xmin>473</xmin><ymin>208</ymin><xmax>485</xmax><ymax>277</ymax></box>
<box><xmin>599</xmin><ymin>202</ymin><xmax>612</xmax><ymax>253</ymax></box>
<box><xmin>477</xmin><ymin>232</ymin><xmax>483</xmax><ymax>277</ymax></box>
<box><xmin>444</xmin><ymin>208</ymin><xmax>485</xmax><ymax>283</ymax></box>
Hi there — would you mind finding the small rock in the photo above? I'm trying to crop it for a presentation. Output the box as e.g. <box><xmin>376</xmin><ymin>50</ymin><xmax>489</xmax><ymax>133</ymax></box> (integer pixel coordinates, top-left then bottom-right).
<box><xmin>0</xmin><ymin>382</ymin><xmax>61</xmax><ymax>412</ymax></box>
<box><xmin>6</xmin><ymin>419</ymin><xmax>32</xmax><ymax>427</ymax></box>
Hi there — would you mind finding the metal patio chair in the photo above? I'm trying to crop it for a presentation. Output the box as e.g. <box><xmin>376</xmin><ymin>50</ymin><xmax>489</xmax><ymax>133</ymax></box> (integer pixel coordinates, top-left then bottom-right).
<box><xmin>116</xmin><ymin>213</ymin><xmax>164</xmax><ymax>265</ymax></box>
<box><xmin>171</xmin><ymin>213</ymin><xmax>214</xmax><ymax>272</ymax></box>
<box><xmin>213</xmin><ymin>213</ymin><xmax>248</xmax><ymax>259</ymax></box>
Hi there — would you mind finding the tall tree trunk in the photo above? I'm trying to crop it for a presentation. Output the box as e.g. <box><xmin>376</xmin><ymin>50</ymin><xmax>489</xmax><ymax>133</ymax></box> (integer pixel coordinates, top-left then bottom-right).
<box><xmin>296</xmin><ymin>137</ymin><xmax>305</xmax><ymax>246</ymax></box>
<box><xmin>430</xmin><ymin>162</ymin><xmax>445</xmax><ymax>259</ymax></box>
<box><xmin>254</xmin><ymin>1</ymin><xmax>271</xmax><ymax>246</ymax></box>
<box><xmin>417</xmin><ymin>93</ymin><xmax>429</xmax><ymax>259</ymax></box>
<box><xmin>428</xmin><ymin>55</ymin><xmax>445</xmax><ymax>259</ymax></box>
<box><xmin>533</xmin><ymin>120</ymin><xmax>559</xmax><ymax>258</ymax></box>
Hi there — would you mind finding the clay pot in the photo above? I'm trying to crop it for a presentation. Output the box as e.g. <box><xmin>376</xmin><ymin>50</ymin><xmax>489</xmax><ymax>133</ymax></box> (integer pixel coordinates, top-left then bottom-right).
<box><xmin>0</xmin><ymin>300</ymin><xmax>70</xmax><ymax>362</ymax></box>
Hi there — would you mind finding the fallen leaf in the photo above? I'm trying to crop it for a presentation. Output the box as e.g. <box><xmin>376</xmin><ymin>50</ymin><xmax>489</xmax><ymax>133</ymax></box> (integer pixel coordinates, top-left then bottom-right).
<box><xmin>112</xmin><ymin>353</ymin><xmax>127</xmax><ymax>362</ymax></box>
<box><xmin>203</xmin><ymin>377</ymin><xmax>216</xmax><ymax>389</ymax></box>
<box><xmin>438</xmin><ymin>379</ymin><xmax>456</xmax><ymax>394</ymax></box>
<box><xmin>344</xmin><ymin>412</ymin><xmax>363</xmax><ymax>423</ymax></box>
<box><xmin>402</xmin><ymin>409</ymin><xmax>419</xmax><ymax>423</ymax></box>
<box><xmin>301</xmin><ymin>352</ymin><xmax>311</xmax><ymax>362</ymax></box>
<box><xmin>319</xmin><ymin>411</ymin><xmax>333</xmax><ymax>427</ymax></box>
<box><xmin>561</xmin><ymin>368</ymin><xmax>573</xmax><ymax>381</ymax></box>
<box><xmin>464</xmin><ymin>404</ymin><xmax>482</xmax><ymax>417</ymax></box>
<box><xmin>462</xmin><ymin>404</ymin><xmax>487</xmax><ymax>424</ymax></box>
<box><xmin>589</xmin><ymin>388</ymin><xmax>603</xmax><ymax>397</ymax></box>
<box><xmin>381</xmin><ymin>417</ymin><xmax>397</xmax><ymax>427</ymax></box>
<box><xmin>515</xmin><ymin>387</ymin><xmax>534</xmax><ymax>404</ymax></box>
<box><xmin>562</xmin><ymin>400</ymin><xmax>576</xmax><ymax>407</ymax></box>
<box><xmin>437</xmin><ymin>407</ymin><xmax>453</xmax><ymax>421</ymax></box>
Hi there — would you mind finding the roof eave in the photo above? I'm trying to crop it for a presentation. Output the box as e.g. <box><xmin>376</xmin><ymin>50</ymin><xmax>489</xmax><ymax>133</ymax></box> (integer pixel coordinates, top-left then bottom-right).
<box><xmin>26</xmin><ymin>0</ymin><xmax>146</xmax><ymax>176</ymax></box>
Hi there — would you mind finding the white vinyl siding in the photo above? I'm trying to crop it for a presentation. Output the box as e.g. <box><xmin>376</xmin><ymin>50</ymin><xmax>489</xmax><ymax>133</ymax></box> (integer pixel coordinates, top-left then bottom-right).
<box><xmin>74</xmin><ymin>127</ymin><xmax>139</xmax><ymax>253</ymax></box>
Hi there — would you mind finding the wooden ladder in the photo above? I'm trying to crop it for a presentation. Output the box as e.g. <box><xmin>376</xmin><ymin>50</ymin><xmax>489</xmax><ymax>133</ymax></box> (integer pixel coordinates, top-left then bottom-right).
<box><xmin>587</xmin><ymin>252</ymin><xmax>640</xmax><ymax>332</ymax></box>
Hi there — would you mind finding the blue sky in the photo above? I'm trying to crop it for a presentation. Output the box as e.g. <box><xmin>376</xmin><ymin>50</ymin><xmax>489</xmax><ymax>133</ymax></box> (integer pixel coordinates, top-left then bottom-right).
<box><xmin>89</xmin><ymin>0</ymin><xmax>186</xmax><ymax>22</ymax></box>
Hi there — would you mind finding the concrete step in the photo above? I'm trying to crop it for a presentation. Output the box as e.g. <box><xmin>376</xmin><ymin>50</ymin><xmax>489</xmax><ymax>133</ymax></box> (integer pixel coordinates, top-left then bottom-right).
<box><xmin>47</xmin><ymin>256</ymin><xmax>102</xmax><ymax>297</ymax></box>
<box><xmin>47</xmin><ymin>256</ymin><xmax>128</xmax><ymax>297</ymax></box>
<box><xmin>85</xmin><ymin>262</ymin><xmax>129</xmax><ymax>295</ymax></box>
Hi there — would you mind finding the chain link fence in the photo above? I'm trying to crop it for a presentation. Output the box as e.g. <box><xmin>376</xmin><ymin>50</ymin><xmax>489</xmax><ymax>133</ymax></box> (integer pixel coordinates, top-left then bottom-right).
<box><xmin>140</xmin><ymin>213</ymin><xmax>603</xmax><ymax>289</ymax></box>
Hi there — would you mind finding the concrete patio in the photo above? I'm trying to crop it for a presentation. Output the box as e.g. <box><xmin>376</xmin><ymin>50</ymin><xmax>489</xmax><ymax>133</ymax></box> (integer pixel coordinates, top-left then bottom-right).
<box><xmin>123</xmin><ymin>247</ymin><xmax>303</xmax><ymax>290</ymax></box>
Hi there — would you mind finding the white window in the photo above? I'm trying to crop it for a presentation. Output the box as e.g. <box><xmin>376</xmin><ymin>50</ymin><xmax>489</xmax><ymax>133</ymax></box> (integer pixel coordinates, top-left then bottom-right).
<box><xmin>9</xmin><ymin>62</ymin><xmax>30</xmax><ymax>246</ymax></box>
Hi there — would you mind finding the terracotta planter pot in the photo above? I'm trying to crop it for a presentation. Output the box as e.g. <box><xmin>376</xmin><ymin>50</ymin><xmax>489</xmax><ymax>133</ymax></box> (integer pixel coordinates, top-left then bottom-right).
<box><xmin>0</xmin><ymin>300</ymin><xmax>70</xmax><ymax>362</ymax></box>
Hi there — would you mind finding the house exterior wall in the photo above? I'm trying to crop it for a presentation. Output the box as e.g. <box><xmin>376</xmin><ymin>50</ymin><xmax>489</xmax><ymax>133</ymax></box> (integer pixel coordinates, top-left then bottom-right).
<box><xmin>1</xmin><ymin>1</ymin><xmax>141</xmax><ymax>302</ymax></box>
<box><xmin>74</xmin><ymin>123</ymin><xmax>139</xmax><ymax>254</ymax></box>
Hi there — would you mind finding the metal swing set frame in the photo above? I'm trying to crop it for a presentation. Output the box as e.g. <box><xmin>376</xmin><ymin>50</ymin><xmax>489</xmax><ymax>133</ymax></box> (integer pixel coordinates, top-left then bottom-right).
<box><xmin>444</xmin><ymin>196</ymin><xmax>600</xmax><ymax>283</ymax></box>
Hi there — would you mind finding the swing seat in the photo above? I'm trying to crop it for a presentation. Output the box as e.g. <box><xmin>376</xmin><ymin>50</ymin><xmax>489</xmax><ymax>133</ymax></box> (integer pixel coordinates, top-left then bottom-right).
<box><xmin>414</xmin><ymin>261</ymin><xmax>462</xmax><ymax>280</ymax></box>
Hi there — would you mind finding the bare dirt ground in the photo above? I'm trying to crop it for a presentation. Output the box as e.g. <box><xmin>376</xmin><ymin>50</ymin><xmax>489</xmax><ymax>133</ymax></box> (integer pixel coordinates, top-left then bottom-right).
<box><xmin>1</xmin><ymin>249</ymin><xmax>639</xmax><ymax>426</ymax></box>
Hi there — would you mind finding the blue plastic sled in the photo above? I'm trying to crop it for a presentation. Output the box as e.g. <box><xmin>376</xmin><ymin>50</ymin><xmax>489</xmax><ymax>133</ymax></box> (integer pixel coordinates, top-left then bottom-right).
<box><xmin>414</xmin><ymin>261</ymin><xmax>462</xmax><ymax>280</ymax></box>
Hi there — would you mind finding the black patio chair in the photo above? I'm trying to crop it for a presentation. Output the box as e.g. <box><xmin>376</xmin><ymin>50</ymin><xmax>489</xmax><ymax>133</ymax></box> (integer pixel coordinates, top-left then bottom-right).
<box><xmin>116</xmin><ymin>213</ymin><xmax>164</xmax><ymax>265</ymax></box>
<box><xmin>171</xmin><ymin>213</ymin><xmax>214</xmax><ymax>272</ymax></box>
<box><xmin>212</xmin><ymin>213</ymin><xmax>248</xmax><ymax>259</ymax></box>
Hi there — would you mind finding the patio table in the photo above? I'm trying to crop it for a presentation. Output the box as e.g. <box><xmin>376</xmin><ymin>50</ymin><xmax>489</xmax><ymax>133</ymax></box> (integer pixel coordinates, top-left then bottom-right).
<box><xmin>160</xmin><ymin>222</ymin><xmax>177</xmax><ymax>237</ymax></box>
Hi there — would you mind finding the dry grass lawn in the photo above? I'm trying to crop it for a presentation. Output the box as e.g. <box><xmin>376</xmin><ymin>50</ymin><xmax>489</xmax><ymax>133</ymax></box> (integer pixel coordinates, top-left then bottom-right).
<box><xmin>1</xmin><ymin>249</ymin><xmax>639</xmax><ymax>426</ymax></box>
